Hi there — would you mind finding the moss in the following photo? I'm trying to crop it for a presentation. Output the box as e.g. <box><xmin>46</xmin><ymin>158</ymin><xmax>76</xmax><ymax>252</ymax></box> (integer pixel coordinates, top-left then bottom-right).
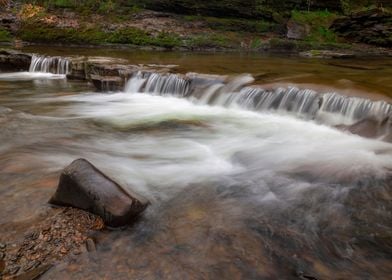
<box><xmin>153</xmin><ymin>32</ymin><xmax>182</xmax><ymax>48</ymax></box>
<box><xmin>183</xmin><ymin>15</ymin><xmax>276</xmax><ymax>33</ymax></box>
<box><xmin>18</xmin><ymin>23</ymin><xmax>107</xmax><ymax>44</ymax></box>
<box><xmin>0</xmin><ymin>27</ymin><xmax>11</xmax><ymax>42</ymax></box>
<box><xmin>186</xmin><ymin>33</ymin><xmax>233</xmax><ymax>49</ymax></box>
<box><xmin>17</xmin><ymin>23</ymin><xmax>182</xmax><ymax>48</ymax></box>
<box><xmin>291</xmin><ymin>10</ymin><xmax>338</xmax><ymax>43</ymax></box>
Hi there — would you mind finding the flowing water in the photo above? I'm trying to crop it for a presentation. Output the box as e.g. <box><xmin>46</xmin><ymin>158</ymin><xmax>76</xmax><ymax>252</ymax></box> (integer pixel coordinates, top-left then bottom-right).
<box><xmin>0</xmin><ymin>48</ymin><xmax>391</xmax><ymax>279</ymax></box>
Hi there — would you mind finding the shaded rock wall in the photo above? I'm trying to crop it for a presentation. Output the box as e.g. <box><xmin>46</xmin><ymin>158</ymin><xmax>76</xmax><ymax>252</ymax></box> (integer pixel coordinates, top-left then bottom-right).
<box><xmin>142</xmin><ymin>0</ymin><xmax>390</xmax><ymax>19</ymax></box>
<box><xmin>331</xmin><ymin>9</ymin><xmax>392</xmax><ymax>47</ymax></box>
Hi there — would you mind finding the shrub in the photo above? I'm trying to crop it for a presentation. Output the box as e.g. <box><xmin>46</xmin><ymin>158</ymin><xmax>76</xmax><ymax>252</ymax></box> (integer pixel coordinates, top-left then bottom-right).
<box><xmin>0</xmin><ymin>27</ymin><xmax>11</xmax><ymax>42</ymax></box>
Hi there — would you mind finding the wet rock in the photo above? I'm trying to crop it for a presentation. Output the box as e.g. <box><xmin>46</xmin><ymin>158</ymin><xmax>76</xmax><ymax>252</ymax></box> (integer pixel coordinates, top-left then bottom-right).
<box><xmin>90</xmin><ymin>74</ymin><xmax>124</xmax><ymax>92</ymax></box>
<box><xmin>15</xmin><ymin>264</ymin><xmax>52</xmax><ymax>280</ymax></box>
<box><xmin>85</xmin><ymin>238</ymin><xmax>96</xmax><ymax>252</ymax></box>
<box><xmin>300</xmin><ymin>50</ymin><xmax>355</xmax><ymax>59</ymax></box>
<box><xmin>49</xmin><ymin>159</ymin><xmax>149</xmax><ymax>227</ymax></box>
<box><xmin>0</xmin><ymin>259</ymin><xmax>4</xmax><ymax>274</ymax></box>
<box><xmin>8</xmin><ymin>265</ymin><xmax>20</xmax><ymax>275</ymax></box>
<box><xmin>0</xmin><ymin>49</ymin><xmax>32</xmax><ymax>71</ymax></box>
<box><xmin>286</xmin><ymin>19</ymin><xmax>310</xmax><ymax>40</ymax></box>
<box><xmin>337</xmin><ymin>117</ymin><xmax>392</xmax><ymax>141</ymax></box>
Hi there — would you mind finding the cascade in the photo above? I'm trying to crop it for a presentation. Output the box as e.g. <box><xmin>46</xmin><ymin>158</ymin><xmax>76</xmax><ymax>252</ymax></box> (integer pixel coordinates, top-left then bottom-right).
<box><xmin>124</xmin><ymin>71</ymin><xmax>392</xmax><ymax>128</ymax></box>
<box><xmin>29</xmin><ymin>55</ymin><xmax>70</xmax><ymax>75</ymax></box>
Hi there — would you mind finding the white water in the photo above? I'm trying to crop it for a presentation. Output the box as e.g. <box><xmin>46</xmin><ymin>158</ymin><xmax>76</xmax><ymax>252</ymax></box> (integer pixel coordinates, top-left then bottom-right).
<box><xmin>124</xmin><ymin>72</ymin><xmax>392</xmax><ymax>128</ymax></box>
<box><xmin>0</xmin><ymin>55</ymin><xmax>69</xmax><ymax>81</ymax></box>
<box><xmin>29</xmin><ymin>54</ymin><xmax>70</xmax><ymax>75</ymax></box>
<box><xmin>34</xmin><ymin>91</ymin><xmax>391</xmax><ymax>201</ymax></box>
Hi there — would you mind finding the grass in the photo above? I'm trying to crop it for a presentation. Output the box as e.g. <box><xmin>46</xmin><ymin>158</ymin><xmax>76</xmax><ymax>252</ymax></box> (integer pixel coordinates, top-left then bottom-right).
<box><xmin>0</xmin><ymin>27</ymin><xmax>11</xmax><ymax>42</ymax></box>
<box><xmin>183</xmin><ymin>15</ymin><xmax>276</xmax><ymax>33</ymax></box>
<box><xmin>18</xmin><ymin>23</ymin><xmax>182</xmax><ymax>48</ymax></box>
<box><xmin>185</xmin><ymin>33</ymin><xmax>234</xmax><ymax>49</ymax></box>
<box><xmin>291</xmin><ymin>10</ymin><xmax>338</xmax><ymax>43</ymax></box>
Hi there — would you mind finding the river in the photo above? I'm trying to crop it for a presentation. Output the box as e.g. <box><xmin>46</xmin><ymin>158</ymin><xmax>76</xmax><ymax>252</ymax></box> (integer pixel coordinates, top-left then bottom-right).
<box><xmin>0</xmin><ymin>48</ymin><xmax>391</xmax><ymax>279</ymax></box>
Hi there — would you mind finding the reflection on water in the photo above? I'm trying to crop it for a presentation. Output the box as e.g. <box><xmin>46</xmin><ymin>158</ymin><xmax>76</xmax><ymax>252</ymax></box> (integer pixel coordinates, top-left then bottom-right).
<box><xmin>18</xmin><ymin>46</ymin><xmax>392</xmax><ymax>99</ymax></box>
<box><xmin>0</xmin><ymin>53</ymin><xmax>392</xmax><ymax>279</ymax></box>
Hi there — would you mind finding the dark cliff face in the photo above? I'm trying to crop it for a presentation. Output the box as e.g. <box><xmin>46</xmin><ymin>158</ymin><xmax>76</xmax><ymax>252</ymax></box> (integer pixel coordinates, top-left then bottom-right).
<box><xmin>143</xmin><ymin>0</ymin><xmax>392</xmax><ymax>19</ymax></box>
<box><xmin>143</xmin><ymin>0</ymin><xmax>344</xmax><ymax>19</ymax></box>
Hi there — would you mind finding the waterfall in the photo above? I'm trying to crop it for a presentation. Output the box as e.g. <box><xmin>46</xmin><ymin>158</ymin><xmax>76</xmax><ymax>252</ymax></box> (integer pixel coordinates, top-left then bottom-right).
<box><xmin>29</xmin><ymin>55</ymin><xmax>70</xmax><ymax>75</ymax></box>
<box><xmin>124</xmin><ymin>71</ymin><xmax>392</xmax><ymax>129</ymax></box>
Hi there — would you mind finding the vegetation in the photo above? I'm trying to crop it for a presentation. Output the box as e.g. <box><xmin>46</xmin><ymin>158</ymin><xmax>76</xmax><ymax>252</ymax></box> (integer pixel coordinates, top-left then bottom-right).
<box><xmin>0</xmin><ymin>27</ymin><xmax>11</xmax><ymax>42</ymax></box>
<box><xmin>183</xmin><ymin>15</ymin><xmax>276</xmax><ymax>34</ymax></box>
<box><xmin>291</xmin><ymin>10</ymin><xmax>338</xmax><ymax>43</ymax></box>
<box><xmin>2</xmin><ymin>0</ymin><xmax>389</xmax><ymax>50</ymax></box>
<box><xmin>18</xmin><ymin>23</ymin><xmax>181</xmax><ymax>48</ymax></box>
<box><xmin>20</xmin><ymin>0</ymin><xmax>144</xmax><ymax>15</ymax></box>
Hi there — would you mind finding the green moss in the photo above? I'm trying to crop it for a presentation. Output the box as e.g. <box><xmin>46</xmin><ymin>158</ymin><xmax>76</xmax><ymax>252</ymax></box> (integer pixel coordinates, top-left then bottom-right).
<box><xmin>291</xmin><ymin>10</ymin><xmax>336</xmax><ymax>25</ymax></box>
<box><xmin>18</xmin><ymin>23</ymin><xmax>107</xmax><ymax>44</ymax></box>
<box><xmin>291</xmin><ymin>10</ymin><xmax>338</xmax><ymax>43</ymax></box>
<box><xmin>18</xmin><ymin>23</ymin><xmax>181</xmax><ymax>48</ymax></box>
<box><xmin>153</xmin><ymin>32</ymin><xmax>182</xmax><ymax>48</ymax></box>
<box><xmin>0</xmin><ymin>27</ymin><xmax>11</xmax><ymax>42</ymax></box>
<box><xmin>186</xmin><ymin>34</ymin><xmax>232</xmax><ymax>49</ymax></box>
<box><xmin>183</xmin><ymin>15</ymin><xmax>276</xmax><ymax>33</ymax></box>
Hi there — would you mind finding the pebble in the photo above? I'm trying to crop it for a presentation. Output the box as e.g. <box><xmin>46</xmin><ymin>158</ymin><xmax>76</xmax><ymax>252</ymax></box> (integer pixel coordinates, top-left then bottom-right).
<box><xmin>0</xmin><ymin>243</ymin><xmax>6</xmax><ymax>250</ymax></box>
<box><xmin>0</xmin><ymin>252</ymin><xmax>5</xmax><ymax>260</ymax></box>
<box><xmin>86</xmin><ymin>238</ymin><xmax>96</xmax><ymax>252</ymax></box>
<box><xmin>8</xmin><ymin>265</ymin><xmax>20</xmax><ymax>275</ymax></box>
<box><xmin>23</xmin><ymin>260</ymin><xmax>41</xmax><ymax>271</ymax></box>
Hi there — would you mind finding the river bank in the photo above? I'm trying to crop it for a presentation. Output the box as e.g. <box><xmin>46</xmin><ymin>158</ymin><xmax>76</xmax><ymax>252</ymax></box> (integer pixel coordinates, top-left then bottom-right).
<box><xmin>0</xmin><ymin>2</ymin><xmax>391</xmax><ymax>55</ymax></box>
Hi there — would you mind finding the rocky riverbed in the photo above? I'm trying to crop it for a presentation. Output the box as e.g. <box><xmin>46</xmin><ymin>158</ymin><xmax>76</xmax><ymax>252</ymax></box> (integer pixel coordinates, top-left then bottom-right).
<box><xmin>0</xmin><ymin>207</ymin><xmax>104</xmax><ymax>279</ymax></box>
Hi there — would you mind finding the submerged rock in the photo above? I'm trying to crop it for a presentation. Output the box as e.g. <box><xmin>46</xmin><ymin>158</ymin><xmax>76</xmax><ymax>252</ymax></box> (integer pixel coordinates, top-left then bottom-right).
<box><xmin>300</xmin><ymin>50</ymin><xmax>355</xmax><ymax>58</ymax></box>
<box><xmin>49</xmin><ymin>159</ymin><xmax>149</xmax><ymax>227</ymax></box>
<box><xmin>337</xmin><ymin>117</ymin><xmax>392</xmax><ymax>142</ymax></box>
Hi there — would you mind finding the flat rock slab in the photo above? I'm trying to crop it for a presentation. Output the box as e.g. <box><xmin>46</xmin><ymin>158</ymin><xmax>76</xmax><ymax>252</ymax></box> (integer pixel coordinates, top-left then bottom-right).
<box><xmin>299</xmin><ymin>50</ymin><xmax>355</xmax><ymax>59</ymax></box>
<box><xmin>49</xmin><ymin>159</ymin><xmax>149</xmax><ymax>227</ymax></box>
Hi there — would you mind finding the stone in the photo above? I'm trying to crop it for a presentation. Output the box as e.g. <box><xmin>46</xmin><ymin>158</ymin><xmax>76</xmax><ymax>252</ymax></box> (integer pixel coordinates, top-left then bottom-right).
<box><xmin>0</xmin><ymin>260</ymin><xmax>4</xmax><ymax>275</ymax></box>
<box><xmin>0</xmin><ymin>49</ymin><xmax>32</xmax><ymax>71</ymax></box>
<box><xmin>86</xmin><ymin>238</ymin><xmax>96</xmax><ymax>252</ymax></box>
<box><xmin>90</xmin><ymin>74</ymin><xmax>125</xmax><ymax>92</ymax></box>
<box><xmin>300</xmin><ymin>50</ymin><xmax>355</xmax><ymax>59</ymax></box>
<box><xmin>337</xmin><ymin>117</ymin><xmax>392</xmax><ymax>141</ymax></box>
<box><xmin>331</xmin><ymin>8</ymin><xmax>392</xmax><ymax>47</ymax></box>
<box><xmin>14</xmin><ymin>264</ymin><xmax>52</xmax><ymax>280</ymax></box>
<box><xmin>49</xmin><ymin>159</ymin><xmax>149</xmax><ymax>227</ymax></box>
<box><xmin>287</xmin><ymin>19</ymin><xmax>310</xmax><ymax>40</ymax></box>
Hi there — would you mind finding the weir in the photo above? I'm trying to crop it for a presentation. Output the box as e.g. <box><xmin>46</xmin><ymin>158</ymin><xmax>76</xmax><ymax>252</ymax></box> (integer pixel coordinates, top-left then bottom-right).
<box><xmin>124</xmin><ymin>71</ymin><xmax>392</xmax><ymax>128</ymax></box>
<box><xmin>0</xmin><ymin>49</ymin><xmax>392</xmax><ymax>280</ymax></box>
<box><xmin>29</xmin><ymin>54</ymin><xmax>70</xmax><ymax>75</ymax></box>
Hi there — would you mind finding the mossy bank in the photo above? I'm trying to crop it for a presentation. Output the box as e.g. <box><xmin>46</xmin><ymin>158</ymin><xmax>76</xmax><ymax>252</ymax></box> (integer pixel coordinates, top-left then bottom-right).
<box><xmin>0</xmin><ymin>1</ymin><xmax>391</xmax><ymax>53</ymax></box>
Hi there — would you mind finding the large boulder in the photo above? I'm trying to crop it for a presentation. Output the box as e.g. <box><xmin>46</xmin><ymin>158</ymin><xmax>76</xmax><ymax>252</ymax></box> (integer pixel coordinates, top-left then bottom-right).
<box><xmin>286</xmin><ymin>19</ymin><xmax>310</xmax><ymax>40</ymax></box>
<box><xmin>49</xmin><ymin>159</ymin><xmax>149</xmax><ymax>227</ymax></box>
<box><xmin>0</xmin><ymin>49</ymin><xmax>31</xmax><ymax>71</ymax></box>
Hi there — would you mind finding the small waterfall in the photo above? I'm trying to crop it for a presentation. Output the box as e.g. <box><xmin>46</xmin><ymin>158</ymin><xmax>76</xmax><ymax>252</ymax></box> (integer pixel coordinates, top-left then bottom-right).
<box><xmin>124</xmin><ymin>72</ymin><xmax>190</xmax><ymax>96</ymax></box>
<box><xmin>124</xmin><ymin>71</ymin><xmax>392</xmax><ymax>131</ymax></box>
<box><xmin>29</xmin><ymin>55</ymin><xmax>70</xmax><ymax>75</ymax></box>
<box><xmin>317</xmin><ymin>93</ymin><xmax>392</xmax><ymax>125</ymax></box>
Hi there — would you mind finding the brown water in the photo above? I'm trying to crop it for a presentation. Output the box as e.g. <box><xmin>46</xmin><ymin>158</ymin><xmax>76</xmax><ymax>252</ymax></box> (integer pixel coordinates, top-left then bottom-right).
<box><xmin>0</xmin><ymin>48</ymin><xmax>391</xmax><ymax>279</ymax></box>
